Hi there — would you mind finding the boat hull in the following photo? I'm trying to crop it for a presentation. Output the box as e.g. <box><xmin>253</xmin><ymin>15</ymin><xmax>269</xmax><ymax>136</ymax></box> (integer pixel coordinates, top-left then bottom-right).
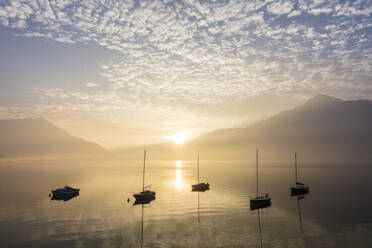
<box><xmin>250</xmin><ymin>200</ymin><xmax>271</xmax><ymax>210</ymax></box>
<box><xmin>51</xmin><ymin>192</ymin><xmax>79</xmax><ymax>201</ymax></box>
<box><xmin>133</xmin><ymin>191</ymin><xmax>156</xmax><ymax>200</ymax></box>
<box><xmin>290</xmin><ymin>186</ymin><xmax>309</xmax><ymax>195</ymax></box>
<box><xmin>52</xmin><ymin>188</ymin><xmax>80</xmax><ymax>196</ymax></box>
<box><xmin>133</xmin><ymin>196</ymin><xmax>156</xmax><ymax>205</ymax></box>
<box><xmin>250</xmin><ymin>196</ymin><xmax>271</xmax><ymax>210</ymax></box>
<box><xmin>192</xmin><ymin>183</ymin><xmax>210</xmax><ymax>192</ymax></box>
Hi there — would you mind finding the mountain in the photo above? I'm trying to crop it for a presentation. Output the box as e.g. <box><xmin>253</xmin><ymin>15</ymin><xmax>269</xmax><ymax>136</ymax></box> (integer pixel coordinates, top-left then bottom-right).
<box><xmin>0</xmin><ymin>118</ymin><xmax>109</xmax><ymax>158</ymax></box>
<box><xmin>116</xmin><ymin>95</ymin><xmax>372</xmax><ymax>165</ymax></box>
<box><xmin>188</xmin><ymin>94</ymin><xmax>372</xmax><ymax>164</ymax></box>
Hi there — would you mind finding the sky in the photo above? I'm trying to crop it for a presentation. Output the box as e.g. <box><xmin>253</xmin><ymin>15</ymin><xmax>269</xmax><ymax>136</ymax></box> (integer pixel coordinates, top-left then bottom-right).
<box><xmin>0</xmin><ymin>0</ymin><xmax>371</xmax><ymax>149</ymax></box>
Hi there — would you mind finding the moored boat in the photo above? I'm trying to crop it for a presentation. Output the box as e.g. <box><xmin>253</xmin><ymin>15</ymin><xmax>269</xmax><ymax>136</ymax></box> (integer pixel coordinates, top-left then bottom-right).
<box><xmin>191</xmin><ymin>153</ymin><xmax>210</xmax><ymax>192</ymax></box>
<box><xmin>52</xmin><ymin>185</ymin><xmax>79</xmax><ymax>196</ymax></box>
<box><xmin>250</xmin><ymin>148</ymin><xmax>271</xmax><ymax>207</ymax></box>
<box><xmin>133</xmin><ymin>151</ymin><xmax>156</xmax><ymax>201</ymax></box>
<box><xmin>133</xmin><ymin>189</ymin><xmax>156</xmax><ymax>200</ymax></box>
<box><xmin>290</xmin><ymin>152</ymin><xmax>309</xmax><ymax>194</ymax></box>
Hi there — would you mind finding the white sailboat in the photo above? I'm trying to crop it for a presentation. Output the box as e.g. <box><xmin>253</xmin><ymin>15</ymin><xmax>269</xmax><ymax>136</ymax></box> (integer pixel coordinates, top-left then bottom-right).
<box><xmin>192</xmin><ymin>153</ymin><xmax>209</xmax><ymax>191</ymax></box>
<box><xmin>250</xmin><ymin>148</ymin><xmax>271</xmax><ymax>207</ymax></box>
<box><xmin>133</xmin><ymin>151</ymin><xmax>156</xmax><ymax>201</ymax></box>
<box><xmin>290</xmin><ymin>152</ymin><xmax>309</xmax><ymax>195</ymax></box>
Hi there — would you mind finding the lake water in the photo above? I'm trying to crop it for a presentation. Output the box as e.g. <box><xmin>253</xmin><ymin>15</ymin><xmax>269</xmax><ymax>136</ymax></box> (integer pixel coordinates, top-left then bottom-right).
<box><xmin>0</xmin><ymin>159</ymin><xmax>371</xmax><ymax>247</ymax></box>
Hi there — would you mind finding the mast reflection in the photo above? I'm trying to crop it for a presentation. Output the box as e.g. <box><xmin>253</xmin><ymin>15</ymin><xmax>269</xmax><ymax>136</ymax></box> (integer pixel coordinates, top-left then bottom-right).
<box><xmin>257</xmin><ymin>208</ymin><xmax>263</xmax><ymax>248</ymax></box>
<box><xmin>250</xmin><ymin>198</ymin><xmax>270</xmax><ymax>248</ymax></box>
<box><xmin>290</xmin><ymin>188</ymin><xmax>309</xmax><ymax>230</ymax></box>
<box><xmin>196</xmin><ymin>189</ymin><xmax>209</xmax><ymax>224</ymax></box>
<box><xmin>133</xmin><ymin>196</ymin><xmax>155</xmax><ymax>248</ymax></box>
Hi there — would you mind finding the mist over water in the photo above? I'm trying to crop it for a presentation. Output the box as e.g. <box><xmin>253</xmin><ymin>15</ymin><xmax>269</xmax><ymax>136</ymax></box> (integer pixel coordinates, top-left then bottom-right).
<box><xmin>0</xmin><ymin>159</ymin><xmax>371</xmax><ymax>247</ymax></box>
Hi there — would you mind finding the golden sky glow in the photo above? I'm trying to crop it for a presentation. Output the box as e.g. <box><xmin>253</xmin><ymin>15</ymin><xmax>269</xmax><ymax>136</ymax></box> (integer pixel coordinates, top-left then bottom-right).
<box><xmin>176</xmin><ymin>161</ymin><xmax>183</xmax><ymax>168</ymax></box>
<box><xmin>166</xmin><ymin>131</ymin><xmax>192</xmax><ymax>145</ymax></box>
<box><xmin>0</xmin><ymin>1</ymin><xmax>371</xmax><ymax>149</ymax></box>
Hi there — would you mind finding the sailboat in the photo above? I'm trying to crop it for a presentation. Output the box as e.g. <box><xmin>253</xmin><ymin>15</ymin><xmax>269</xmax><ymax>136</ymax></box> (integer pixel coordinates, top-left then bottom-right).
<box><xmin>290</xmin><ymin>152</ymin><xmax>309</xmax><ymax>195</ymax></box>
<box><xmin>250</xmin><ymin>148</ymin><xmax>271</xmax><ymax>208</ymax></box>
<box><xmin>192</xmin><ymin>153</ymin><xmax>210</xmax><ymax>191</ymax></box>
<box><xmin>133</xmin><ymin>151</ymin><xmax>156</xmax><ymax>201</ymax></box>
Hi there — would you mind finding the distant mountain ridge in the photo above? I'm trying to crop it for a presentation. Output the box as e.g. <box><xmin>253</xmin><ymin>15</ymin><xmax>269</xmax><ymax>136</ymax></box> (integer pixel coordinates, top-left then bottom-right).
<box><xmin>185</xmin><ymin>94</ymin><xmax>372</xmax><ymax>164</ymax></box>
<box><xmin>116</xmin><ymin>95</ymin><xmax>372</xmax><ymax>165</ymax></box>
<box><xmin>0</xmin><ymin>118</ymin><xmax>108</xmax><ymax>158</ymax></box>
<box><xmin>2</xmin><ymin>95</ymin><xmax>372</xmax><ymax>164</ymax></box>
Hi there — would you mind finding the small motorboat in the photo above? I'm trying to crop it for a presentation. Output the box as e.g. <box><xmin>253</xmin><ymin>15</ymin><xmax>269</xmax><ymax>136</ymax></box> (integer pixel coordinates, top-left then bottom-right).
<box><xmin>51</xmin><ymin>185</ymin><xmax>80</xmax><ymax>196</ymax></box>
<box><xmin>290</xmin><ymin>153</ymin><xmax>309</xmax><ymax>195</ymax></box>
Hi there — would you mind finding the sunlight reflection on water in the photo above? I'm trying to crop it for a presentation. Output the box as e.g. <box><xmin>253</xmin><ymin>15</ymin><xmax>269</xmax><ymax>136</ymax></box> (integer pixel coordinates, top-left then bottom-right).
<box><xmin>175</xmin><ymin>169</ymin><xmax>185</xmax><ymax>191</ymax></box>
<box><xmin>0</xmin><ymin>160</ymin><xmax>371</xmax><ymax>248</ymax></box>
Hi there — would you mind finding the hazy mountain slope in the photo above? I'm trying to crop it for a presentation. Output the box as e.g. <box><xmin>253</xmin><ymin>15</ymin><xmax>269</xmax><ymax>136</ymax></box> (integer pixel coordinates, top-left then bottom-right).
<box><xmin>116</xmin><ymin>95</ymin><xmax>372</xmax><ymax>164</ymax></box>
<box><xmin>189</xmin><ymin>95</ymin><xmax>372</xmax><ymax>164</ymax></box>
<box><xmin>0</xmin><ymin>118</ymin><xmax>109</xmax><ymax>158</ymax></box>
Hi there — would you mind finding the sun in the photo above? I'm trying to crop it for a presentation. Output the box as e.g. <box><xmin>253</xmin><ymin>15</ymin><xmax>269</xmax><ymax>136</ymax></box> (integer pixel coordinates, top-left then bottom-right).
<box><xmin>176</xmin><ymin>161</ymin><xmax>183</xmax><ymax>168</ymax></box>
<box><xmin>166</xmin><ymin>131</ymin><xmax>191</xmax><ymax>145</ymax></box>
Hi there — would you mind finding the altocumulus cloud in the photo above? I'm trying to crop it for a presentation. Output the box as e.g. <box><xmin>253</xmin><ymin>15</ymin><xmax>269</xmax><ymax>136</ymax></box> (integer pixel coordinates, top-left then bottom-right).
<box><xmin>0</xmin><ymin>0</ymin><xmax>372</xmax><ymax>146</ymax></box>
<box><xmin>0</xmin><ymin>0</ymin><xmax>371</xmax><ymax>102</ymax></box>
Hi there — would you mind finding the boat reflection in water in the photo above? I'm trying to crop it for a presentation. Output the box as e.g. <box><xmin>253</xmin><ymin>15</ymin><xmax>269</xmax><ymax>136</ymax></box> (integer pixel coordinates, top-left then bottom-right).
<box><xmin>251</xmin><ymin>201</ymin><xmax>270</xmax><ymax>248</ymax></box>
<box><xmin>50</xmin><ymin>191</ymin><xmax>79</xmax><ymax>202</ymax></box>
<box><xmin>290</xmin><ymin>182</ymin><xmax>309</xmax><ymax>230</ymax></box>
<box><xmin>256</xmin><ymin>209</ymin><xmax>264</xmax><ymax>248</ymax></box>
<box><xmin>133</xmin><ymin>194</ymin><xmax>155</xmax><ymax>248</ymax></box>
<box><xmin>195</xmin><ymin>188</ymin><xmax>210</xmax><ymax>224</ymax></box>
<box><xmin>291</xmin><ymin>188</ymin><xmax>310</xmax><ymax>197</ymax></box>
<box><xmin>296</xmin><ymin>195</ymin><xmax>306</xmax><ymax>230</ymax></box>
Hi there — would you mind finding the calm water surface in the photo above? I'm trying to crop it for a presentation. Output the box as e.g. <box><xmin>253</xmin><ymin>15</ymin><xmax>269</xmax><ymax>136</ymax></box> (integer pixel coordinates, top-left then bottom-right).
<box><xmin>0</xmin><ymin>159</ymin><xmax>371</xmax><ymax>247</ymax></box>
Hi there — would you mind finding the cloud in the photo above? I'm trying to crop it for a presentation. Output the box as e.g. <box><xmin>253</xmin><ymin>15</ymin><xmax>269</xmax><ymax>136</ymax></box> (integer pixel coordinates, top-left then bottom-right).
<box><xmin>0</xmin><ymin>0</ymin><xmax>371</xmax><ymax>146</ymax></box>
<box><xmin>85</xmin><ymin>82</ymin><xmax>100</xmax><ymax>88</ymax></box>
<box><xmin>308</xmin><ymin>8</ymin><xmax>333</xmax><ymax>15</ymax></box>
<box><xmin>267</xmin><ymin>1</ymin><xmax>294</xmax><ymax>15</ymax></box>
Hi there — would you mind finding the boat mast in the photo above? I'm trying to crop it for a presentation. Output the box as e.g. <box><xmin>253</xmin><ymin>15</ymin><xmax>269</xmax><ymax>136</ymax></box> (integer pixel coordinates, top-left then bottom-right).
<box><xmin>142</xmin><ymin>150</ymin><xmax>146</xmax><ymax>191</ymax></box>
<box><xmin>256</xmin><ymin>148</ymin><xmax>259</xmax><ymax>197</ymax></box>
<box><xmin>197</xmin><ymin>152</ymin><xmax>200</xmax><ymax>184</ymax></box>
<box><xmin>295</xmin><ymin>152</ymin><xmax>298</xmax><ymax>184</ymax></box>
